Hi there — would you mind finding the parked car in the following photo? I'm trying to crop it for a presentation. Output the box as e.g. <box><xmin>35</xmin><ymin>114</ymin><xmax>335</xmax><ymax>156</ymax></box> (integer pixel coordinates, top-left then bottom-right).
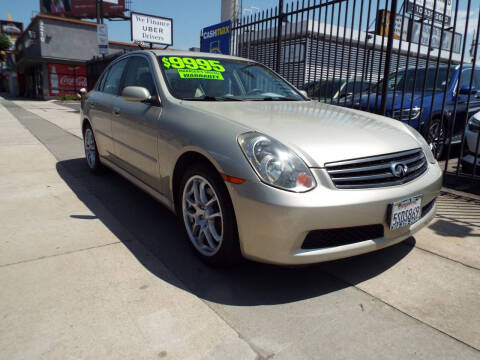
<box><xmin>461</xmin><ymin>111</ymin><xmax>480</xmax><ymax>173</ymax></box>
<box><xmin>302</xmin><ymin>78</ymin><xmax>372</xmax><ymax>103</ymax></box>
<box><xmin>350</xmin><ymin>65</ymin><xmax>480</xmax><ymax>157</ymax></box>
<box><xmin>81</xmin><ymin>50</ymin><xmax>441</xmax><ymax>266</ymax></box>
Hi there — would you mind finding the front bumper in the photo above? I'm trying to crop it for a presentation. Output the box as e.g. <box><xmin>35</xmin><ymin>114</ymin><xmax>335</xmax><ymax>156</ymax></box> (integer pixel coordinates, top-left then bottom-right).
<box><xmin>228</xmin><ymin>162</ymin><xmax>442</xmax><ymax>265</ymax></box>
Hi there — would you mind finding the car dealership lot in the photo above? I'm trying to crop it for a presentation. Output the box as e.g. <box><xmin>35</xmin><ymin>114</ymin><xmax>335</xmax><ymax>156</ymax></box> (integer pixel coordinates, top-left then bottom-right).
<box><xmin>1</xmin><ymin>96</ymin><xmax>480</xmax><ymax>359</ymax></box>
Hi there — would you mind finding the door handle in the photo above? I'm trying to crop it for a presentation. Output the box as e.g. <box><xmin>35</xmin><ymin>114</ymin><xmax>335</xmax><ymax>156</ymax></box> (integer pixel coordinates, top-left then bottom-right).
<box><xmin>113</xmin><ymin>107</ymin><xmax>120</xmax><ymax>116</ymax></box>
<box><xmin>89</xmin><ymin>102</ymin><xmax>96</xmax><ymax>108</ymax></box>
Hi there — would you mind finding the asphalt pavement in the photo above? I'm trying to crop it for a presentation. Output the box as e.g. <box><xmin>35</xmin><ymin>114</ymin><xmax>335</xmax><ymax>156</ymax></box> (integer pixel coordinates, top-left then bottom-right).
<box><xmin>1</xmin><ymin>95</ymin><xmax>480</xmax><ymax>359</ymax></box>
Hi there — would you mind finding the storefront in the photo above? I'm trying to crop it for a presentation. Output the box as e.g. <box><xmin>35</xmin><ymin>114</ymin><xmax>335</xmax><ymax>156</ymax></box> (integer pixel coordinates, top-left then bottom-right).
<box><xmin>15</xmin><ymin>14</ymin><xmax>140</xmax><ymax>99</ymax></box>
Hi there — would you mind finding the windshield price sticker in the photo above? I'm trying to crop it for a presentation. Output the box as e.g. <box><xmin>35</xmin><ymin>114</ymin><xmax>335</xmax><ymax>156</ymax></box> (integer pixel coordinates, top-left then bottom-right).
<box><xmin>162</xmin><ymin>57</ymin><xmax>225</xmax><ymax>72</ymax></box>
<box><xmin>177</xmin><ymin>69</ymin><xmax>224</xmax><ymax>80</ymax></box>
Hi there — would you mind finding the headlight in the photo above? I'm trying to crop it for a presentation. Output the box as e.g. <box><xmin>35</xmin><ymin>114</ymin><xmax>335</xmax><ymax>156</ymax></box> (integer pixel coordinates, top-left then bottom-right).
<box><xmin>404</xmin><ymin>124</ymin><xmax>436</xmax><ymax>164</ymax></box>
<box><xmin>468</xmin><ymin>114</ymin><xmax>480</xmax><ymax>132</ymax></box>
<box><xmin>393</xmin><ymin>107</ymin><xmax>421</xmax><ymax>121</ymax></box>
<box><xmin>238</xmin><ymin>132</ymin><xmax>316</xmax><ymax>192</ymax></box>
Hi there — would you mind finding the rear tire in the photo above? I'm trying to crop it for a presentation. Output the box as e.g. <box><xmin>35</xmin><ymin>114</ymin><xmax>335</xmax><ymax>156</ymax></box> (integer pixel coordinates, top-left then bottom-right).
<box><xmin>178</xmin><ymin>163</ymin><xmax>242</xmax><ymax>266</ymax></box>
<box><xmin>83</xmin><ymin>124</ymin><xmax>104</xmax><ymax>175</ymax></box>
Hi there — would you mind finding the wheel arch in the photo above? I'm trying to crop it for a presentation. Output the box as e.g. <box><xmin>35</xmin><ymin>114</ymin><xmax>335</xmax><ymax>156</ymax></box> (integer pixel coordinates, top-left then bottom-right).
<box><xmin>171</xmin><ymin>150</ymin><xmax>225</xmax><ymax>214</ymax></box>
<box><xmin>81</xmin><ymin>117</ymin><xmax>91</xmax><ymax>136</ymax></box>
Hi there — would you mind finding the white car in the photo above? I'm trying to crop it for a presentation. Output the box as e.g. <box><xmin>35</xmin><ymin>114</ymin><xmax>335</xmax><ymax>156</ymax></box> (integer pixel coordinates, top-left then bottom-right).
<box><xmin>462</xmin><ymin>112</ymin><xmax>480</xmax><ymax>173</ymax></box>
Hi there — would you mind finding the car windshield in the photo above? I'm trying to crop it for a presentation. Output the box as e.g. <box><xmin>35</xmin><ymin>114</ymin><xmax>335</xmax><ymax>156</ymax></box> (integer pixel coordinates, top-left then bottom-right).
<box><xmin>374</xmin><ymin>67</ymin><xmax>455</xmax><ymax>93</ymax></box>
<box><xmin>158</xmin><ymin>56</ymin><xmax>305</xmax><ymax>101</ymax></box>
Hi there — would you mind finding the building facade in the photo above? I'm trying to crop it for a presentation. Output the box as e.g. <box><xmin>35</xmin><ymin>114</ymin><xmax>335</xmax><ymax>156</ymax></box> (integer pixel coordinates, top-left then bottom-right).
<box><xmin>15</xmin><ymin>14</ymin><xmax>142</xmax><ymax>99</ymax></box>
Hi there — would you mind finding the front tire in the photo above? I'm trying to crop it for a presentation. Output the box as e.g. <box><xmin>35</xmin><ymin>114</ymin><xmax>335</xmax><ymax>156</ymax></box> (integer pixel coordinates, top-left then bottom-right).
<box><xmin>83</xmin><ymin>124</ymin><xmax>103</xmax><ymax>174</ymax></box>
<box><xmin>179</xmin><ymin>164</ymin><xmax>241</xmax><ymax>266</ymax></box>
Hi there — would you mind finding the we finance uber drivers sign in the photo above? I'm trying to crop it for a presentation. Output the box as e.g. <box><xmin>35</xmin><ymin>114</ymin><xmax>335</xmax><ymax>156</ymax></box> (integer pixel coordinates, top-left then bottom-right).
<box><xmin>201</xmin><ymin>20</ymin><xmax>231</xmax><ymax>55</ymax></box>
<box><xmin>131</xmin><ymin>12</ymin><xmax>173</xmax><ymax>46</ymax></box>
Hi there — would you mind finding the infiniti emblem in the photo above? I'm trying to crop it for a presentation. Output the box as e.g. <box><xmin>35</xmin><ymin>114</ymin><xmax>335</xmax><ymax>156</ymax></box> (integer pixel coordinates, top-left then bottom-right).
<box><xmin>390</xmin><ymin>162</ymin><xmax>408</xmax><ymax>178</ymax></box>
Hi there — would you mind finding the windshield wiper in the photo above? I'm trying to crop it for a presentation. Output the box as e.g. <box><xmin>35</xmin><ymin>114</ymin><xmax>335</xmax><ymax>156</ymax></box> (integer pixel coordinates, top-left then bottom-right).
<box><xmin>181</xmin><ymin>95</ymin><xmax>243</xmax><ymax>101</ymax></box>
<box><xmin>249</xmin><ymin>97</ymin><xmax>301</xmax><ymax>101</ymax></box>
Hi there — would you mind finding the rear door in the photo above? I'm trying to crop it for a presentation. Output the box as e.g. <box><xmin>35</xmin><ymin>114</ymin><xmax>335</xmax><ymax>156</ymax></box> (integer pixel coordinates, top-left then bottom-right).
<box><xmin>112</xmin><ymin>54</ymin><xmax>162</xmax><ymax>188</ymax></box>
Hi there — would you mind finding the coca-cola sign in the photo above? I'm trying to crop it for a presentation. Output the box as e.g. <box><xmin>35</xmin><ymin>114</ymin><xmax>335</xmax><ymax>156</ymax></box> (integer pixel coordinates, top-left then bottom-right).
<box><xmin>48</xmin><ymin>63</ymin><xmax>87</xmax><ymax>96</ymax></box>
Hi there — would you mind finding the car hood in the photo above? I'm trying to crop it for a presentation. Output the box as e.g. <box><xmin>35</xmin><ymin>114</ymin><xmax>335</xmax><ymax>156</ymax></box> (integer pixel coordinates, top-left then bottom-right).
<box><xmin>181</xmin><ymin>100</ymin><xmax>421</xmax><ymax>167</ymax></box>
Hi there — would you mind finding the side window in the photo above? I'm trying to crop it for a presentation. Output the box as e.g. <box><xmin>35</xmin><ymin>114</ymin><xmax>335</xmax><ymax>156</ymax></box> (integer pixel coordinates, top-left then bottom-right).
<box><xmin>459</xmin><ymin>69</ymin><xmax>473</xmax><ymax>88</ymax></box>
<box><xmin>123</xmin><ymin>56</ymin><xmax>157</xmax><ymax>96</ymax></box>
<box><xmin>459</xmin><ymin>69</ymin><xmax>480</xmax><ymax>90</ymax></box>
<box><xmin>474</xmin><ymin>70</ymin><xmax>480</xmax><ymax>89</ymax></box>
<box><xmin>96</xmin><ymin>69</ymin><xmax>109</xmax><ymax>91</ymax></box>
<box><xmin>103</xmin><ymin>59</ymin><xmax>128</xmax><ymax>95</ymax></box>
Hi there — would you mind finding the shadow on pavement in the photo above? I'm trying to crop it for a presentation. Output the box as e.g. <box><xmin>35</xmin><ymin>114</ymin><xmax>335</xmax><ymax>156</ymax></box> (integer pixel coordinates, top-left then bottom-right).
<box><xmin>429</xmin><ymin>192</ymin><xmax>480</xmax><ymax>237</ymax></box>
<box><xmin>57</xmin><ymin>158</ymin><xmax>414</xmax><ymax>306</ymax></box>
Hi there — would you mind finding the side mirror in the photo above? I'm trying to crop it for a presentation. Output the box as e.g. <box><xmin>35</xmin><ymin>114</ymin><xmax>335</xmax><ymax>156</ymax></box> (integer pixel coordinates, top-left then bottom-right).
<box><xmin>299</xmin><ymin>90</ymin><xmax>309</xmax><ymax>98</ymax></box>
<box><xmin>77</xmin><ymin>87</ymin><xmax>87</xmax><ymax>99</ymax></box>
<box><xmin>122</xmin><ymin>86</ymin><xmax>153</xmax><ymax>102</ymax></box>
<box><xmin>459</xmin><ymin>85</ymin><xmax>477</xmax><ymax>95</ymax></box>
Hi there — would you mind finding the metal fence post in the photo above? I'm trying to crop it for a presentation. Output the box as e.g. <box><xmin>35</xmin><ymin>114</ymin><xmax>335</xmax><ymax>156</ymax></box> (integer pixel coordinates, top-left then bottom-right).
<box><xmin>275</xmin><ymin>0</ymin><xmax>284</xmax><ymax>72</ymax></box>
<box><xmin>380</xmin><ymin>0</ymin><xmax>398</xmax><ymax>115</ymax></box>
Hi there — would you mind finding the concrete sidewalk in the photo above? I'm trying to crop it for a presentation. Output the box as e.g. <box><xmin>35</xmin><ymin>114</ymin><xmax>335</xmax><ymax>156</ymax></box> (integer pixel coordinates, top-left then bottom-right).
<box><xmin>0</xmin><ymin>99</ymin><xmax>255</xmax><ymax>359</ymax></box>
<box><xmin>2</xmin><ymin>96</ymin><xmax>480</xmax><ymax>359</ymax></box>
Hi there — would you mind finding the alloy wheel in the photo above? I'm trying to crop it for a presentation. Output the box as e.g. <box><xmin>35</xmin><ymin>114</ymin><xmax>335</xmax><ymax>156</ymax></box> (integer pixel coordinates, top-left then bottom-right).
<box><xmin>182</xmin><ymin>175</ymin><xmax>224</xmax><ymax>256</ymax></box>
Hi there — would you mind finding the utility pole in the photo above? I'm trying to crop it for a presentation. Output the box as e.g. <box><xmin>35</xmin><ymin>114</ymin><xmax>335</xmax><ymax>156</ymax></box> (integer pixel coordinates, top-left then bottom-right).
<box><xmin>380</xmin><ymin>0</ymin><xmax>398</xmax><ymax>115</ymax></box>
<box><xmin>96</xmin><ymin>0</ymin><xmax>105</xmax><ymax>57</ymax></box>
<box><xmin>471</xmin><ymin>28</ymin><xmax>478</xmax><ymax>63</ymax></box>
<box><xmin>96</xmin><ymin>0</ymin><xmax>104</xmax><ymax>25</ymax></box>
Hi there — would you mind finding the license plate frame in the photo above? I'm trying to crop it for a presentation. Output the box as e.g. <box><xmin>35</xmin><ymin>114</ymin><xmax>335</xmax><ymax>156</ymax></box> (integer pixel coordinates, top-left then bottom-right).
<box><xmin>388</xmin><ymin>195</ymin><xmax>423</xmax><ymax>231</ymax></box>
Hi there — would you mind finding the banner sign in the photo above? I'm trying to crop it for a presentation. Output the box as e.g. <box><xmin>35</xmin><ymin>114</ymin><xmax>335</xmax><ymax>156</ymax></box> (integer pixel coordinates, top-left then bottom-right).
<box><xmin>201</xmin><ymin>20</ymin><xmax>231</xmax><ymax>55</ymax></box>
<box><xmin>410</xmin><ymin>21</ymin><xmax>462</xmax><ymax>54</ymax></box>
<box><xmin>97</xmin><ymin>23</ymin><xmax>109</xmax><ymax>55</ymax></box>
<box><xmin>131</xmin><ymin>12</ymin><xmax>173</xmax><ymax>46</ymax></box>
<box><xmin>48</xmin><ymin>63</ymin><xmax>87</xmax><ymax>96</ymax></box>
<box><xmin>39</xmin><ymin>0</ymin><xmax>125</xmax><ymax>19</ymax></box>
<box><xmin>375</xmin><ymin>10</ymin><xmax>409</xmax><ymax>41</ymax></box>
<box><xmin>406</xmin><ymin>0</ymin><xmax>452</xmax><ymax>25</ymax></box>
<box><xmin>375</xmin><ymin>10</ymin><xmax>461</xmax><ymax>54</ymax></box>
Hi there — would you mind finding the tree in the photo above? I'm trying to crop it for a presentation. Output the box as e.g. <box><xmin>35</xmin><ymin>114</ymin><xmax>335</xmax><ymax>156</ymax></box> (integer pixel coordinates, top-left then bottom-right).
<box><xmin>0</xmin><ymin>33</ymin><xmax>12</xmax><ymax>62</ymax></box>
<box><xmin>0</xmin><ymin>33</ymin><xmax>12</xmax><ymax>51</ymax></box>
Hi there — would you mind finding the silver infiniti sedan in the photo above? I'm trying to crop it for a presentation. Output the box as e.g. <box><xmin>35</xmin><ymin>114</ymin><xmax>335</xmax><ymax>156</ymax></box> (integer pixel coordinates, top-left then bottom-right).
<box><xmin>80</xmin><ymin>50</ymin><xmax>442</xmax><ymax>265</ymax></box>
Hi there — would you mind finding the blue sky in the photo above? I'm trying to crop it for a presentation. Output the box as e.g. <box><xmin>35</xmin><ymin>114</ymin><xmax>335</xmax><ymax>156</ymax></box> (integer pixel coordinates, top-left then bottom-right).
<box><xmin>1</xmin><ymin>0</ymin><xmax>478</xmax><ymax>55</ymax></box>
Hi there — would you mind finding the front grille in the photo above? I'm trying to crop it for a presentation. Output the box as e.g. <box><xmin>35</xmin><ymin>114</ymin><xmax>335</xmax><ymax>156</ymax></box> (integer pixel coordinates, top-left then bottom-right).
<box><xmin>302</xmin><ymin>225</ymin><xmax>384</xmax><ymax>250</ymax></box>
<box><xmin>325</xmin><ymin>148</ymin><xmax>428</xmax><ymax>189</ymax></box>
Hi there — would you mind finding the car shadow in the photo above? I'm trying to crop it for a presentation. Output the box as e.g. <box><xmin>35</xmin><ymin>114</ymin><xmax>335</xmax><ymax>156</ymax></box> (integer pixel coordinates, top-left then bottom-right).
<box><xmin>56</xmin><ymin>158</ymin><xmax>415</xmax><ymax>306</ymax></box>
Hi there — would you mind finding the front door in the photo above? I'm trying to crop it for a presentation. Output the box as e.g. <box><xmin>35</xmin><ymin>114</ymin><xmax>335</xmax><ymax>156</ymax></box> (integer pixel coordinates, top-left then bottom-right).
<box><xmin>112</xmin><ymin>55</ymin><xmax>161</xmax><ymax>189</ymax></box>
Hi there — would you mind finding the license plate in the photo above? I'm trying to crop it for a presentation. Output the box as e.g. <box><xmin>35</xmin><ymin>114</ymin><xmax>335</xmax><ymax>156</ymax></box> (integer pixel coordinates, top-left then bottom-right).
<box><xmin>389</xmin><ymin>196</ymin><xmax>422</xmax><ymax>231</ymax></box>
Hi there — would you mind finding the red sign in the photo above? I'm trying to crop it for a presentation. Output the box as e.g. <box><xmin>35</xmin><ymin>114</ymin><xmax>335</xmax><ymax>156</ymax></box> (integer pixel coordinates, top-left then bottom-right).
<box><xmin>40</xmin><ymin>0</ymin><xmax>125</xmax><ymax>19</ymax></box>
<box><xmin>48</xmin><ymin>63</ymin><xmax>87</xmax><ymax>96</ymax></box>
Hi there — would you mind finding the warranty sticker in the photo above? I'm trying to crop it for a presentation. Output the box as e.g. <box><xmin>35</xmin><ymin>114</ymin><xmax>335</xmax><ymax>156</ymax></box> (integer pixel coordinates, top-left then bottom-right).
<box><xmin>177</xmin><ymin>69</ymin><xmax>224</xmax><ymax>80</ymax></box>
